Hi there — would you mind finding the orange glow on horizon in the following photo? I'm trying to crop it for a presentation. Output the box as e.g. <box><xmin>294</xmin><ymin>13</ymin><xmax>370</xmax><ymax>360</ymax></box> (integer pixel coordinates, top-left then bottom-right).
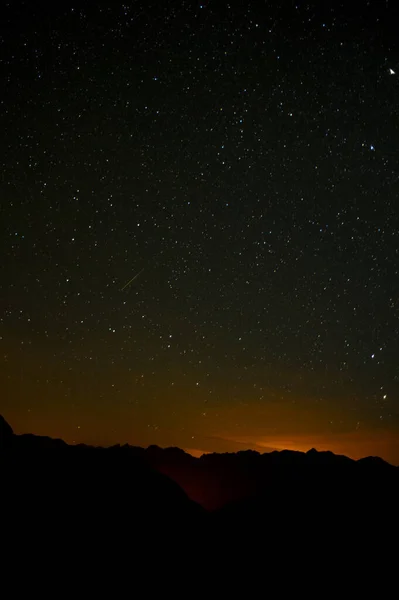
<box><xmin>207</xmin><ymin>429</ymin><xmax>399</xmax><ymax>465</ymax></box>
<box><xmin>184</xmin><ymin>448</ymin><xmax>211</xmax><ymax>458</ymax></box>
<box><xmin>2</xmin><ymin>385</ymin><xmax>399</xmax><ymax>466</ymax></box>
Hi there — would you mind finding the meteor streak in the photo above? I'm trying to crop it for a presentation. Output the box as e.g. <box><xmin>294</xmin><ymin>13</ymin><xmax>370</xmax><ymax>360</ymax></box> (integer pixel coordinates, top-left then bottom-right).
<box><xmin>120</xmin><ymin>268</ymin><xmax>144</xmax><ymax>291</ymax></box>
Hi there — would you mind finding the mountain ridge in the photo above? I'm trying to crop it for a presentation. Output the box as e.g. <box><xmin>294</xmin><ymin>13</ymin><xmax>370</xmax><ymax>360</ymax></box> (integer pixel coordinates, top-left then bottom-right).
<box><xmin>2</xmin><ymin>413</ymin><xmax>398</xmax><ymax>577</ymax></box>
<box><xmin>1</xmin><ymin>414</ymin><xmax>397</xmax><ymax>511</ymax></box>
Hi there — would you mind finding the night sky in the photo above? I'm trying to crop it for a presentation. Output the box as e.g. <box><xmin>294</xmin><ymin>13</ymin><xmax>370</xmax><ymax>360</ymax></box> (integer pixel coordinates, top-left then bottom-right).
<box><xmin>1</xmin><ymin>0</ymin><xmax>399</xmax><ymax>463</ymax></box>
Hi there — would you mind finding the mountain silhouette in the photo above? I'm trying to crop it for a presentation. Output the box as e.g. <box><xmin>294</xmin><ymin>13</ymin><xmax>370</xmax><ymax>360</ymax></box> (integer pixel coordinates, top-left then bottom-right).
<box><xmin>2</xmin><ymin>414</ymin><xmax>398</xmax><ymax>579</ymax></box>
<box><xmin>0</xmin><ymin>414</ymin><xmax>13</xmax><ymax>449</ymax></box>
<box><xmin>140</xmin><ymin>444</ymin><xmax>398</xmax><ymax>512</ymax></box>
<box><xmin>1</xmin><ymin>415</ymin><xmax>205</xmax><ymax>572</ymax></box>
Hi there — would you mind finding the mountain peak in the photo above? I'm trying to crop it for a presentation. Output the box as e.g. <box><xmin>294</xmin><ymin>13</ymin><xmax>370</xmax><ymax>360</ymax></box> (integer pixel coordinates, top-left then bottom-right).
<box><xmin>0</xmin><ymin>415</ymin><xmax>14</xmax><ymax>449</ymax></box>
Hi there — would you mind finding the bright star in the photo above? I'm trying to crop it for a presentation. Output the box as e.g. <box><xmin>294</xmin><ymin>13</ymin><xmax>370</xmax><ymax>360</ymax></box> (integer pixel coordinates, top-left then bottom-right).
<box><xmin>389</xmin><ymin>68</ymin><xmax>395</xmax><ymax>75</ymax></box>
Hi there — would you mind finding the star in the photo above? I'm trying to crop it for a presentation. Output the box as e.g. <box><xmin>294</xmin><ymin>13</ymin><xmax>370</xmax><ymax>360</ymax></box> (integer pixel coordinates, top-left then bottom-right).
<box><xmin>2</xmin><ymin>0</ymin><xmax>399</xmax><ymax>466</ymax></box>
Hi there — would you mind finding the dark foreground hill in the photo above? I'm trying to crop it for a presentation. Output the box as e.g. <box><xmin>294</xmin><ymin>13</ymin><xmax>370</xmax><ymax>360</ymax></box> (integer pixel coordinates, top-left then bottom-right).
<box><xmin>1</xmin><ymin>415</ymin><xmax>204</xmax><ymax>533</ymax></box>
<box><xmin>1</xmin><ymin>414</ymin><xmax>398</xmax><ymax>580</ymax></box>
<box><xmin>138</xmin><ymin>439</ymin><xmax>399</xmax><ymax>555</ymax></box>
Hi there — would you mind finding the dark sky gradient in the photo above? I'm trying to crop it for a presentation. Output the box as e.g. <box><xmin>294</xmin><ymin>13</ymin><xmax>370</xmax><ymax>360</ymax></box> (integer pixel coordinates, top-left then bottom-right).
<box><xmin>1</xmin><ymin>0</ymin><xmax>399</xmax><ymax>463</ymax></box>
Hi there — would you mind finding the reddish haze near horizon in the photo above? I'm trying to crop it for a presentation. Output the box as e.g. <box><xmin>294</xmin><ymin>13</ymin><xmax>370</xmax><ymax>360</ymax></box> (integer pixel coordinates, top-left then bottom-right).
<box><xmin>1</xmin><ymin>2</ymin><xmax>399</xmax><ymax>469</ymax></box>
<box><xmin>3</xmin><ymin>392</ymin><xmax>399</xmax><ymax>465</ymax></box>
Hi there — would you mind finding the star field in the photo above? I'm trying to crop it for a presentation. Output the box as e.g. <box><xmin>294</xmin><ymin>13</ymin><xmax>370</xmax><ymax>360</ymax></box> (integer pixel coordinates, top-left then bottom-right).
<box><xmin>1</xmin><ymin>1</ymin><xmax>399</xmax><ymax>461</ymax></box>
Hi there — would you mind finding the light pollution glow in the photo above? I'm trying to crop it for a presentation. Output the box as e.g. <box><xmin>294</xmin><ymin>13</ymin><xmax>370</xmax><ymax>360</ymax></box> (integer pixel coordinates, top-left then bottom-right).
<box><xmin>3</xmin><ymin>393</ymin><xmax>398</xmax><ymax>465</ymax></box>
